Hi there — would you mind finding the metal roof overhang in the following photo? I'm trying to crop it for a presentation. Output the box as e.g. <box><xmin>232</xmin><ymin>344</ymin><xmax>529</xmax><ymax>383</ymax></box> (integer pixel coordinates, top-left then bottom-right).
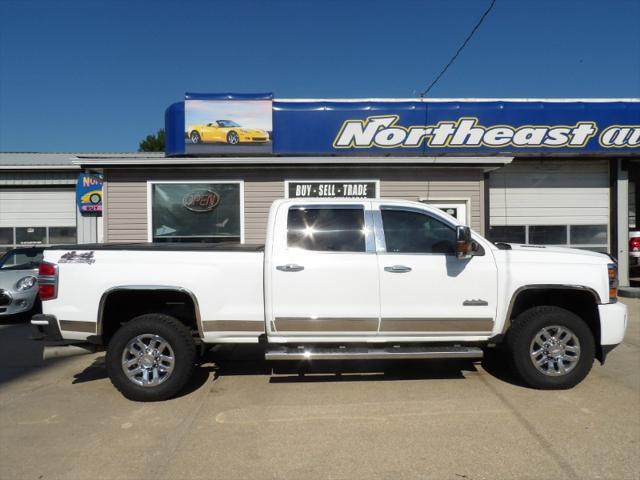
<box><xmin>0</xmin><ymin>164</ymin><xmax>81</xmax><ymax>170</ymax></box>
<box><xmin>73</xmin><ymin>156</ymin><xmax>514</xmax><ymax>171</ymax></box>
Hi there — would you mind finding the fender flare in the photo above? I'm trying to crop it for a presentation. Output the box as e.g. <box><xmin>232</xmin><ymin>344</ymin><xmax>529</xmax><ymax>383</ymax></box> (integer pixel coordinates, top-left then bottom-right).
<box><xmin>501</xmin><ymin>284</ymin><xmax>601</xmax><ymax>334</ymax></box>
<box><xmin>97</xmin><ymin>285</ymin><xmax>204</xmax><ymax>340</ymax></box>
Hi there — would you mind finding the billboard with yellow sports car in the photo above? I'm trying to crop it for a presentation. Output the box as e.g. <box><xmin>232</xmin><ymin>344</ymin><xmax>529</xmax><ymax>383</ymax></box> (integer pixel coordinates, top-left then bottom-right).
<box><xmin>184</xmin><ymin>93</ymin><xmax>272</xmax><ymax>154</ymax></box>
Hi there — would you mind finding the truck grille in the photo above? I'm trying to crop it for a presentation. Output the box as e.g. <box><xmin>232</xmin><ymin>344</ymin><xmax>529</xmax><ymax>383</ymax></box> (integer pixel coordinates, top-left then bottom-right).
<box><xmin>0</xmin><ymin>290</ymin><xmax>11</xmax><ymax>306</ymax></box>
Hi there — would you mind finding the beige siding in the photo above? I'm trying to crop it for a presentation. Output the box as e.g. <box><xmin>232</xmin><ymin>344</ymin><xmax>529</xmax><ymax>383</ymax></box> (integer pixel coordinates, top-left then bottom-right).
<box><xmin>104</xmin><ymin>180</ymin><xmax>148</xmax><ymax>242</ymax></box>
<box><xmin>105</xmin><ymin>167</ymin><xmax>484</xmax><ymax>243</ymax></box>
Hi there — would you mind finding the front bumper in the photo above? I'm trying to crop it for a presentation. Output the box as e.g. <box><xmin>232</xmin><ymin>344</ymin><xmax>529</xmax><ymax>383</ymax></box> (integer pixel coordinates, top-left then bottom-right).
<box><xmin>597</xmin><ymin>302</ymin><xmax>628</xmax><ymax>362</ymax></box>
<box><xmin>0</xmin><ymin>289</ymin><xmax>37</xmax><ymax>316</ymax></box>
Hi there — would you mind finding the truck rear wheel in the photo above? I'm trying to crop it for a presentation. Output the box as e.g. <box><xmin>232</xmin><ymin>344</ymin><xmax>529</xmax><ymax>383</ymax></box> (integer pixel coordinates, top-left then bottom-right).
<box><xmin>106</xmin><ymin>313</ymin><xmax>196</xmax><ymax>401</ymax></box>
<box><xmin>507</xmin><ymin>306</ymin><xmax>595</xmax><ymax>389</ymax></box>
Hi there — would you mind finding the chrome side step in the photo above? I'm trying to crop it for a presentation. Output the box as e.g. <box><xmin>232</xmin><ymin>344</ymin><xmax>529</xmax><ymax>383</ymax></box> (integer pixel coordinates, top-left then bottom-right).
<box><xmin>265</xmin><ymin>345</ymin><xmax>483</xmax><ymax>361</ymax></box>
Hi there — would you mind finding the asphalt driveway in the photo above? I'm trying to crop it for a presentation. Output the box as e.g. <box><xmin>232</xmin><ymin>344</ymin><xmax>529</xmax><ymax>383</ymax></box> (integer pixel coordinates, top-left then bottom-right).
<box><xmin>1</xmin><ymin>301</ymin><xmax>639</xmax><ymax>480</ymax></box>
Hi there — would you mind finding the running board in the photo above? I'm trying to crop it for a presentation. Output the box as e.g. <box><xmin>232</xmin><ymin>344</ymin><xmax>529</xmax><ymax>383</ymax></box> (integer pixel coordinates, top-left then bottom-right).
<box><xmin>265</xmin><ymin>345</ymin><xmax>483</xmax><ymax>361</ymax></box>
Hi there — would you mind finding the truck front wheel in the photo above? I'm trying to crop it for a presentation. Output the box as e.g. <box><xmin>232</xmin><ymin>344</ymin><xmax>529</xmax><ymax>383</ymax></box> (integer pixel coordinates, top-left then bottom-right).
<box><xmin>507</xmin><ymin>306</ymin><xmax>595</xmax><ymax>389</ymax></box>
<box><xmin>106</xmin><ymin>313</ymin><xmax>196</xmax><ymax>401</ymax></box>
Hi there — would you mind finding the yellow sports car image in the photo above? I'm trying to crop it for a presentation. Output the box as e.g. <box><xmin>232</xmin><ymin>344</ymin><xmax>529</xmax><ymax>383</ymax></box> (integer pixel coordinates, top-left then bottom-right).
<box><xmin>187</xmin><ymin>120</ymin><xmax>270</xmax><ymax>145</ymax></box>
<box><xmin>80</xmin><ymin>189</ymin><xmax>102</xmax><ymax>204</ymax></box>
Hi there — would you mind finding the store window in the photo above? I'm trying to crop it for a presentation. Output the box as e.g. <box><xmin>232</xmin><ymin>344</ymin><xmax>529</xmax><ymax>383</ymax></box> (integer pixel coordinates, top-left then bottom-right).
<box><xmin>0</xmin><ymin>228</ymin><xmax>13</xmax><ymax>255</ymax></box>
<box><xmin>49</xmin><ymin>226</ymin><xmax>78</xmax><ymax>245</ymax></box>
<box><xmin>0</xmin><ymin>226</ymin><xmax>77</xmax><ymax>255</ymax></box>
<box><xmin>488</xmin><ymin>226</ymin><xmax>526</xmax><ymax>244</ymax></box>
<box><xmin>529</xmin><ymin>225</ymin><xmax>567</xmax><ymax>245</ymax></box>
<box><xmin>150</xmin><ymin>182</ymin><xmax>243</xmax><ymax>243</ymax></box>
<box><xmin>487</xmin><ymin>224</ymin><xmax>608</xmax><ymax>252</ymax></box>
<box><xmin>287</xmin><ymin>207</ymin><xmax>365</xmax><ymax>252</ymax></box>
<box><xmin>16</xmin><ymin>227</ymin><xmax>47</xmax><ymax>246</ymax></box>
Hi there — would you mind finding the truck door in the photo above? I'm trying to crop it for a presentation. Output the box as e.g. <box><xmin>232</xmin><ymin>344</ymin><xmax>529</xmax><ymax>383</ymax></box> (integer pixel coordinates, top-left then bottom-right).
<box><xmin>267</xmin><ymin>203</ymin><xmax>380</xmax><ymax>338</ymax></box>
<box><xmin>375</xmin><ymin>205</ymin><xmax>497</xmax><ymax>337</ymax></box>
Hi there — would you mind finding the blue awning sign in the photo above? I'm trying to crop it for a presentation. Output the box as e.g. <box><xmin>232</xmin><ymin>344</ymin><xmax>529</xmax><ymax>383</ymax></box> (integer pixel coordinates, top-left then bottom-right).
<box><xmin>165</xmin><ymin>97</ymin><xmax>640</xmax><ymax>156</ymax></box>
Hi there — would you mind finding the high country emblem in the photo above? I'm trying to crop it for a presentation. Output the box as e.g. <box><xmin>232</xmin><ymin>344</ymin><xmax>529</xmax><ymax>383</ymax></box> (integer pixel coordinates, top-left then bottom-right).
<box><xmin>59</xmin><ymin>251</ymin><xmax>96</xmax><ymax>264</ymax></box>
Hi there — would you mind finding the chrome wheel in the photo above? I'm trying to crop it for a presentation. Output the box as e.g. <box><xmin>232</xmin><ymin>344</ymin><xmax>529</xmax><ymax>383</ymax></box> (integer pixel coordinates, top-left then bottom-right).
<box><xmin>190</xmin><ymin>132</ymin><xmax>201</xmax><ymax>144</ymax></box>
<box><xmin>121</xmin><ymin>334</ymin><xmax>175</xmax><ymax>387</ymax></box>
<box><xmin>227</xmin><ymin>131</ymin><xmax>239</xmax><ymax>144</ymax></box>
<box><xmin>529</xmin><ymin>325</ymin><xmax>581</xmax><ymax>376</ymax></box>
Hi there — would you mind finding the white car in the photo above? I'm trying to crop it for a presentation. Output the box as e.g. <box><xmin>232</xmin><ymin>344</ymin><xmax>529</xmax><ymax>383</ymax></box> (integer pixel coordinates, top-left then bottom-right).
<box><xmin>32</xmin><ymin>199</ymin><xmax>627</xmax><ymax>401</ymax></box>
<box><xmin>0</xmin><ymin>247</ymin><xmax>42</xmax><ymax>317</ymax></box>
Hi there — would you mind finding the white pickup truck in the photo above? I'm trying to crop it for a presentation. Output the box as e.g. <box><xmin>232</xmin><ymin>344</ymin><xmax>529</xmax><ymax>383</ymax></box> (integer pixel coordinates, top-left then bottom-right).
<box><xmin>32</xmin><ymin>199</ymin><xmax>627</xmax><ymax>401</ymax></box>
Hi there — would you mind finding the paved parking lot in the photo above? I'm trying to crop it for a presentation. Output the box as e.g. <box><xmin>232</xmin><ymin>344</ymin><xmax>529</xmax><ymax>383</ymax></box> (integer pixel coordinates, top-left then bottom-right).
<box><xmin>1</xmin><ymin>301</ymin><xmax>639</xmax><ymax>480</ymax></box>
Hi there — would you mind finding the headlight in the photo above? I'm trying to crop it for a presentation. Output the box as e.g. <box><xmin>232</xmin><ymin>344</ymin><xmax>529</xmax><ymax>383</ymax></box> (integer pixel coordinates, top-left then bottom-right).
<box><xmin>15</xmin><ymin>276</ymin><xmax>37</xmax><ymax>291</ymax></box>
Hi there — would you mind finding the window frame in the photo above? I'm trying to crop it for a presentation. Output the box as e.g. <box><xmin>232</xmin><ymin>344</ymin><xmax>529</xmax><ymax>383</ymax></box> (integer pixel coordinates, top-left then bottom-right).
<box><xmin>285</xmin><ymin>204</ymin><xmax>375</xmax><ymax>254</ymax></box>
<box><xmin>376</xmin><ymin>205</ymin><xmax>459</xmax><ymax>256</ymax></box>
<box><xmin>146</xmin><ymin>180</ymin><xmax>245</xmax><ymax>243</ymax></box>
<box><xmin>418</xmin><ymin>197</ymin><xmax>471</xmax><ymax>226</ymax></box>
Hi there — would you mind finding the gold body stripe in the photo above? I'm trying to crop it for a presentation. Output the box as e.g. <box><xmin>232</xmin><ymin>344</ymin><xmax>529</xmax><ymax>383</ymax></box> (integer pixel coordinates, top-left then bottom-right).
<box><xmin>202</xmin><ymin>318</ymin><xmax>493</xmax><ymax>334</ymax></box>
<box><xmin>202</xmin><ymin>320</ymin><xmax>265</xmax><ymax>332</ymax></box>
<box><xmin>380</xmin><ymin>318</ymin><xmax>493</xmax><ymax>332</ymax></box>
<box><xmin>59</xmin><ymin>320</ymin><xmax>97</xmax><ymax>333</ymax></box>
<box><xmin>274</xmin><ymin>318</ymin><xmax>379</xmax><ymax>332</ymax></box>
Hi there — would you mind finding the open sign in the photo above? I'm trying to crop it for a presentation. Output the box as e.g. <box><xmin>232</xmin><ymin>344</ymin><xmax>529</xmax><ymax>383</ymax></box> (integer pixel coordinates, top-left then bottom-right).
<box><xmin>182</xmin><ymin>189</ymin><xmax>220</xmax><ymax>212</ymax></box>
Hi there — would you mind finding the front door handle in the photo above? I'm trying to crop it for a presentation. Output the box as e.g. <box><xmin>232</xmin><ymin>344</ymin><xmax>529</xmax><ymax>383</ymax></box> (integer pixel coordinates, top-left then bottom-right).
<box><xmin>384</xmin><ymin>265</ymin><xmax>412</xmax><ymax>273</ymax></box>
<box><xmin>276</xmin><ymin>264</ymin><xmax>305</xmax><ymax>272</ymax></box>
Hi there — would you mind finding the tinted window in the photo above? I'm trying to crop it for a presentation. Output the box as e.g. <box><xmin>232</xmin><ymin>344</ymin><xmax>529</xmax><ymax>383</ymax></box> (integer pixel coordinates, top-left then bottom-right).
<box><xmin>49</xmin><ymin>227</ymin><xmax>77</xmax><ymax>245</ymax></box>
<box><xmin>529</xmin><ymin>225</ymin><xmax>567</xmax><ymax>245</ymax></box>
<box><xmin>0</xmin><ymin>228</ymin><xmax>13</xmax><ymax>246</ymax></box>
<box><xmin>489</xmin><ymin>226</ymin><xmax>526</xmax><ymax>244</ymax></box>
<box><xmin>569</xmin><ymin>225</ymin><xmax>607</xmax><ymax>245</ymax></box>
<box><xmin>287</xmin><ymin>207</ymin><xmax>365</xmax><ymax>252</ymax></box>
<box><xmin>382</xmin><ymin>209</ymin><xmax>456</xmax><ymax>254</ymax></box>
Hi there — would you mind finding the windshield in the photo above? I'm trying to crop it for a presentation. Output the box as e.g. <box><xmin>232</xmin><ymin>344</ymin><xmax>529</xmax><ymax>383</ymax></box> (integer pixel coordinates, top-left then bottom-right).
<box><xmin>0</xmin><ymin>250</ymin><xmax>43</xmax><ymax>271</ymax></box>
<box><xmin>216</xmin><ymin>120</ymin><xmax>240</xmax><ymax>127</ymax></box>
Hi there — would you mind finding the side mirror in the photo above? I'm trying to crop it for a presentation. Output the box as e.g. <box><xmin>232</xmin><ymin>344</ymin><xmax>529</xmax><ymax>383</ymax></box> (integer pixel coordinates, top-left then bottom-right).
<box><xmin>455</xmin><ymin>226</ymin><xmax>473</xmax><ymax>259</ymax></box>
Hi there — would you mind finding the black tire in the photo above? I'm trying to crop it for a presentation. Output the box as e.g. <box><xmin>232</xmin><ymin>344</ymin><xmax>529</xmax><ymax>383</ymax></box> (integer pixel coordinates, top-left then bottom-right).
<box><xmin>226</xmin><ymin>130</ymin><xmax>239</xmax><ymax>145</ymax></box>
<box><xmin>106</xmin><ymin>313</ymin><xmax>196</xmax><ymax>401</ymax></box>
<box><xmin>506</xmin><ymin>306</ymin><xmax>595</xmax><ymax>389</ymax></box>
<box><xmin>190</xmin><ymin>131</ymin><xmax>201</xmax><ymax>144</ymax></box>
<box><xmin>89</xmin><ymin>193</ymin><xmax>101</xmax><ymax>204</ymax></box>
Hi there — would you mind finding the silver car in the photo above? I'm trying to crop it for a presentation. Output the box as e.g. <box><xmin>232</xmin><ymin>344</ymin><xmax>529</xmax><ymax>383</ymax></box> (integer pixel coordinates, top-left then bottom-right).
<box><xmin>0</xmin><ymin>247</ymin><xmax>43</xmax><ymax>317</ymax></box>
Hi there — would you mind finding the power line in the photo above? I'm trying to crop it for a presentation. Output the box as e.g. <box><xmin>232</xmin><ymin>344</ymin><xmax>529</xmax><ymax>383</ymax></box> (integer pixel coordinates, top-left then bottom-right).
<box><xmin>420</xmin><ymin>0</ymin><xmax>497</xmax><ymax>98</ymax></box>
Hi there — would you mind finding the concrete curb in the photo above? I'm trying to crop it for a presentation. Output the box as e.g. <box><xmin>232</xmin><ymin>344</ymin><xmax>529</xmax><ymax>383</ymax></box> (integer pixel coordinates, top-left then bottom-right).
<box><xmin>619</xmin><ymin>286</ymin><xmax>640</xmax><ymax>299</ymax></box>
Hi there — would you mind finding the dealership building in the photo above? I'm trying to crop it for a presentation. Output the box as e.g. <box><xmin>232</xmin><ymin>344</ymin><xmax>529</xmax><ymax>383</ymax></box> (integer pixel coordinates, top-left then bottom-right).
<box><xmin>0</xmin><ymin>95</ymin><xmax>638</xmax><ymax>284</ymax></box>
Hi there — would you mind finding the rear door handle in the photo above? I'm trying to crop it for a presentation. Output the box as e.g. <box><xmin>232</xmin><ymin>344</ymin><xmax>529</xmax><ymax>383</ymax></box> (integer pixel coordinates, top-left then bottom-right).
<box><xmin>384</xmin><ymin>265</ymin><xmax>412</xmax><ymax>273</ymax></box>
<box><xmin>276</xmin><ymin>264</ymin><xmax>305</xmax><ymax>272</ymax></box>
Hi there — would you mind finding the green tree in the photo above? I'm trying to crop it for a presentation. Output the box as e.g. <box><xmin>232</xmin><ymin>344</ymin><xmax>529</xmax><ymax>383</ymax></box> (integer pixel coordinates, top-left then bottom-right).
<box><xmin>138</xmin><ymin>129</ymin><xmax>165</xmax><ymax>152</ymax></box>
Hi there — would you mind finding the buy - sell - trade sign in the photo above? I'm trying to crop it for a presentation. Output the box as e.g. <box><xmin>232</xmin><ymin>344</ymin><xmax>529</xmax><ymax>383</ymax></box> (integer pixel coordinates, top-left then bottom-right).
<box><xmin>287</xmin><ymin>180</ymin><xmax>378</xmax><ymax>198</ymax></box>
<box><xmin>76</xmin><ymin>173</ymin><xmax>103</xmax><ymax>215</ymax></box>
